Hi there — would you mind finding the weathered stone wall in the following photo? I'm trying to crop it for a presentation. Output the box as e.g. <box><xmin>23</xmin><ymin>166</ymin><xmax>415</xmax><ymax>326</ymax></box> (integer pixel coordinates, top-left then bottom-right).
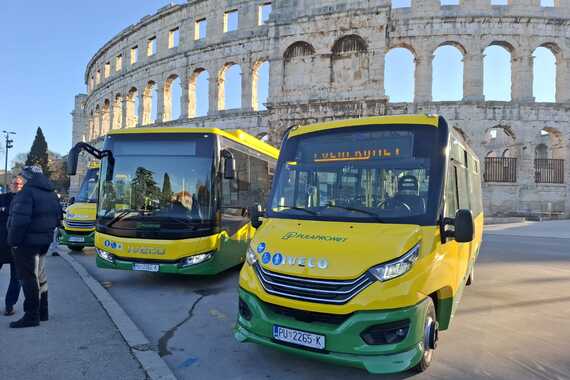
<box><xmin>71</xmin><ymin>0</ymin><xmax>570</xmax><ymax>217</ymax></box>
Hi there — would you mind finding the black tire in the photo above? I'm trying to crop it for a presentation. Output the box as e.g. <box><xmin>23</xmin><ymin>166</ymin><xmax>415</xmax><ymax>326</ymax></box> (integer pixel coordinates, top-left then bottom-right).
<box><xmin>413</xmin><ymin>298</ymin><xmax>438</xmax><ymax>373</ymax></box>
<box><xmin>69</xmin><ymin>245</ymin><xmax>84</xmax><ymax>252</ymax></box>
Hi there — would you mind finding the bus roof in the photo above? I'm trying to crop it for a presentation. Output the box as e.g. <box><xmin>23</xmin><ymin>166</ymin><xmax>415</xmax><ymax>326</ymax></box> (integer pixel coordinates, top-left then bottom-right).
<box><xmin>107</xmin><ymin>127</ymin><xmax>279</xmax><ymax>159</ymax></box>
<box><xmin>288</xmin><ymin>115</ymin><xmax>440</xmax><ymax>138</ymax></box>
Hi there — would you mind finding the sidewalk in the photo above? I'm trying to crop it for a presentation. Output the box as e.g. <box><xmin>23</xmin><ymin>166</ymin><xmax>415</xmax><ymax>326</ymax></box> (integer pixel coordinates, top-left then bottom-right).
<box><xmin>0</xmin><ymin>253</ymin><xmax>146</xmax><ymax>380</ymax></box>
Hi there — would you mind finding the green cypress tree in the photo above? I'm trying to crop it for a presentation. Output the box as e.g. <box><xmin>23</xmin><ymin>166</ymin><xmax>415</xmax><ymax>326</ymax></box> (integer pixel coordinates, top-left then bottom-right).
<box><xmin>161</xmin><ymin>173</ymin><xmax>173</xmax><ymax>206</ymax></box>
<box><xmin>25</xmin><ymin>127</ymin><xmax>50</xmax><ymax>176</ymax></box>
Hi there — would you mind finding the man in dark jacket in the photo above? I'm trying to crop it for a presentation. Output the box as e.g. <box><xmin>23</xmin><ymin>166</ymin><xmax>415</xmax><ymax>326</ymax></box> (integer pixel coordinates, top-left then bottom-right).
<box><xmin>7</xmin><ymin>166</ymin><xmax>62</xmax><ymax>328</ymax></box>
<box><xmin>0</xmin><ymin>176</ymin><xmax>23</xmax><ymax>316</ymax></box>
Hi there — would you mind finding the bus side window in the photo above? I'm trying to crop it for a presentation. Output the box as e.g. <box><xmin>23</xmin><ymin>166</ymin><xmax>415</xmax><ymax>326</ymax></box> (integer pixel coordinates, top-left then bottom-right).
<box><xmin>250</xmin><ymin>155</ymin><xmax>270</xmax><ymax>206</ymax></box>
<box><xmin>444</xmin><ymin>166</ymin><xmax>458</xmax><ymax>219</ymax></box>
<box><xmin>456</xmin><ymin>166</ymin><xmax>470</xmax><ymax>210</ymax></box>
<box><xmin>222</xmin><ymin>148</ymin><xmax>250</xmax><ymax>208</ymax></box>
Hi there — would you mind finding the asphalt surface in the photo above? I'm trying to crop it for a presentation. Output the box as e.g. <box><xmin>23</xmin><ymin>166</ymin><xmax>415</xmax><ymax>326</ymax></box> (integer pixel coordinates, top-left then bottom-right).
<box><xmin>0</xmin><ymin>254</ymin><xmax>145</xmax><ymax>380</ymax></box>
<box><xmin>71</xmin><ymin>221</ymin><xmax>570</xmax><ymax>380</ymax></box>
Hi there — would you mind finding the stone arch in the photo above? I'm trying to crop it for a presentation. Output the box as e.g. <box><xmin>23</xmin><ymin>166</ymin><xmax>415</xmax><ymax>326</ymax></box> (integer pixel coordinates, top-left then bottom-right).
<box><xmin>126</xmin><ymin>87</ymin><xmax>138</xmax><ymax>128</ymax></box>
<box><xmin>453</xmin><ymin>126</ymin><xmax>471</xmax><ymax>146</ymax></box>
<box><xmin>101</xmin><ymin>99</ymin><xmax>111</xmax><ymax>135</ymax></box>
<box><xmin>142</xmin><ymin>81</ymin><xmax>157</xmax><ymax>125</ymax></box>
<box><xmin>164</xmin><ymin>74</ymin><xmax>181</xmax><ymax>121</ymax></box>
<box><xmin>112</xmin><ymin>93</ymin><xmax>123</xmax><ymax>129</ymax></box>
<box><xmin>331</xmin><ymin>34</ymin><xmax>369</xmax><ymax>88</ymax></box>
<box><xmin>432</xmin><ymin>44</ymin><xmax>464</xmax><ymax>101</ymax></box>
<box><xmin>218</xmin><ymin>63</ymin><xmax>242</xmax><ymax>110</ymax></box>
<box><xmin>484</xmin><ymin>43</ymin><xmax>513</xmax><ymax>101</ymax></box>
<box><xmin>533</xmin><ymin>44</ymin><xmax>558</xmax><ymax>103</ymax></box>
<box><xmin>483</xmin><ymin>125</ymin><xmax>518</xmax><ymax>157</ymax></box>
<box><xmin>435</xmin><ymin>41</ymin><xmax>467</xmax><ymax>56</ymax></box>
<box><xmin>283</xmin><ymin>41</ymin><xmax>317</xmax><ymax>95</ymax></box>
<box><xmin>189</xmin><ymin>68</ymin><xmax>209</xmax><ymax>118</ymax></box>
<box><xmin>93</xmin><ymin>105</ymin><xmax>101</xmax><ymax>138</ymax></box>
<box><xmin>385</xmin><ymin>46</ymin><xmax>415</xmax><ymax>103</ymax></box>
<box><xmin>538</xmin><ymin>127</ymin><xmax>565</xmax><ymax>159</ymax></box>
<box><xmin>256</xmin><ymin>131</ymin><xmax>269</xmax><ymax>142</ymax></box>
<box><xmin>252</xmin><ymin>60</ymin><xmax>270</xmax><ymax>111</ymax></box>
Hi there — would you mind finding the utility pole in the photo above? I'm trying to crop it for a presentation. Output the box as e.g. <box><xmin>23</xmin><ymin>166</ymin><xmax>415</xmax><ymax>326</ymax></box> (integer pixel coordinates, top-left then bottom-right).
<box><xmin>3</xmin><ymin>131</ymin><xmax>15</xmax><ymax>194</ymax></box>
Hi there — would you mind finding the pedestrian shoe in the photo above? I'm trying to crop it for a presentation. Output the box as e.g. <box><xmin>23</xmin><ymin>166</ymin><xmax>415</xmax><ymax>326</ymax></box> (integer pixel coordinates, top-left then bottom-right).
<box><xmin>52</xmin><ymin>252</ymin><xmax>60</xmax><ymax>257</ymax></box>
<box><xmin>9</xmin><ymin>316</ymin><xmax>40</xmax><ymax>329</ymax></box>
<box><xmin>3</xmin><ymin>307</ymin><xmax>15</xmax><ymax>316</ymax></box>
<box><xmin>40</xmin><ymin>292</ymin><xmax>49</xmax><ymax>321</ymax></box>
<box><xmin>40</xmin><ymin>312</ymin><xmax>49</xmax><ymax>322</ymax></box>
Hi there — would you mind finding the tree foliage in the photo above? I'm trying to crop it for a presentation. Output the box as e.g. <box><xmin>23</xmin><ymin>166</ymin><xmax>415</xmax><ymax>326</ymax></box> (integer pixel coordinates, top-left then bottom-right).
<box><xmin>25</xmin><ymin>127</ymin><xmax>50</xmax><ymax>176</ymax></box>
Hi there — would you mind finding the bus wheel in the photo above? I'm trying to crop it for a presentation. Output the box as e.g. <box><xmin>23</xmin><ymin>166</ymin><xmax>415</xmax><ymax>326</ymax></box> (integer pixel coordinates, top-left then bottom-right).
<box><xmin>69</xmin><ymin>245</ymin><xmax>84</xmax><ymax>252</ymax></box>
<box><xmin>466</xmin><ymin>267</ymin><xmax>474</xmax><ymax>286</ymax></box>
<box><xmin>414</xmin><ymin>298</ymin><xmax>438</xmax><ymax>373</ymax></box>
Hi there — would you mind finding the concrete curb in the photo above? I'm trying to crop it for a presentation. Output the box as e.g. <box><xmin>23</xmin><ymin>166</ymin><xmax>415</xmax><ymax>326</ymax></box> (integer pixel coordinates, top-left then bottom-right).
<box><xmin>58</xmin><ymin>249</ymin><xmax>177</xmax><ymax>380</ymax></box>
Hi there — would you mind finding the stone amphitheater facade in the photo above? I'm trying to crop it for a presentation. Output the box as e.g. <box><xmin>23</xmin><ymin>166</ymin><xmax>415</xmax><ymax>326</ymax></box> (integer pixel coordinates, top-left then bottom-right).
<box><xmin>71</xmin><ymin>0</ymin><xmax>570</xmax><ymax>217</ymax></box>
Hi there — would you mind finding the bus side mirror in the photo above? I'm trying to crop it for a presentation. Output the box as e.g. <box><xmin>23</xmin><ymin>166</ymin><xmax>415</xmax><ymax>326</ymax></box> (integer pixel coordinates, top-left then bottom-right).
<box><xmin>249</xmin><ymin>204</ymin><xmax>264</xmax><ymax>229</ymax></box>
<box><xmin>67</xmin><ymin>146</ymin><xmax>80</xmax><ymax>176</ymax></box>
<box><xmin>454</xmin><ymin>209</ymin><xmax>474</xmax><ymax>243</ymax></box>
<box><xmin>222</xmin><ymin>150</ymin><xmax>235</xmax><ymax>180</ymax></box>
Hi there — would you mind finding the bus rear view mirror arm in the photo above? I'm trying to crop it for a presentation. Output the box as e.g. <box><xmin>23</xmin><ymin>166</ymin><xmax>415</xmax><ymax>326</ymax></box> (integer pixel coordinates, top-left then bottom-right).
<box><xmin>441</xmin><ymin>209</ymin><xmax>475</xmax><ymax>244</ymax></box>
<box><xmin>67</xmin><ymin>142</ymin><xmax>113</xmax><ymax>180</ymax></box>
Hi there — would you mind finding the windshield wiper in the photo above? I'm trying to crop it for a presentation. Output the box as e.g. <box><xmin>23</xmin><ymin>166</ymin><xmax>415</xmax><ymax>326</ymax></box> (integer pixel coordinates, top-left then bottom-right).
<box><xmin>323</xmin><ymin>204</ymin><xmax>385</xmax><ymax>222</ymax></box>
<box><xmin>275</xmin><ymin>205</ymin><xmax>319</xmax><ymax>216</ymax></box>
<box><xmin>105</xmin><ymin>209</ymin><xmax>136</xmax><ymax>227</ymax></box>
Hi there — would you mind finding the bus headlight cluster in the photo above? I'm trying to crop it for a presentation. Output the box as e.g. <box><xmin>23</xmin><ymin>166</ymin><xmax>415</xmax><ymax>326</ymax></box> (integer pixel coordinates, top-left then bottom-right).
<box><xmin>368</xmin><ymin>244</ymin><xmax>420</xmax><ymax>282</ymax></box>
<box><xmin>246</xmin><ymin>246</ymin><xmax>257</xmax><ymax>266</ymax></box>
<box><xmin>179</xmin><ymin>253</ymin><xmax>213</xmax><ymax>268</ymax></box>
<box><xmin>96</xmin><ymin>248</ymin><xmax>115</xmax><ymax>263</ymax></box>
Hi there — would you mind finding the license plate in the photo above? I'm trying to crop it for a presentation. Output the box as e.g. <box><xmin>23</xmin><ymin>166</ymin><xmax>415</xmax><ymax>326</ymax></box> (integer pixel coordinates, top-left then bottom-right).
<box><xmin>273</xmin><ymin>325</ymin><xmax>325</xmax><ymax>350</ymax></box>
<box><xmin>132</xmin><ymin>263</ymin><xmax>160</xmax><ymax>272</ymax></box>
<box><xmin>69</xmin><ymin>236</ymin><xmax>85</xmax><ymax>243</ymax></box>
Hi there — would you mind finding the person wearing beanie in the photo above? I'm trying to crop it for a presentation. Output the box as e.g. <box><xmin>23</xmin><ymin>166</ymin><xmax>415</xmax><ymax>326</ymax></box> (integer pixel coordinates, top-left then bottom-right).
<box><xmin>7</xmin><ymin>165</ymin><xmax>62</xmax><ymax>328</ymax></box>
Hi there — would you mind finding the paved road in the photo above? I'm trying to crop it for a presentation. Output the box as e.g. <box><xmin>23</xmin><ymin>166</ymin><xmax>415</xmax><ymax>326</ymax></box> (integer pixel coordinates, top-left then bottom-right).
<box><xmin>72</xmin><ymin>221</ymin><xmax>570</xmax><ymax>380</ymax></box>
<box><xmin>0</xmin><ymin>254</ymin><xmax>145</xmax><ymax>380</ymax></box>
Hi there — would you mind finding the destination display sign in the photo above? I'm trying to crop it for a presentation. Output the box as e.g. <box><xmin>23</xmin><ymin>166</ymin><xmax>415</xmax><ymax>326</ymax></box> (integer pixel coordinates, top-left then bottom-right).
<box><xmin>304</xmin><ymin>135</ymin><xmax>414</xmax><ymax>163</ymax></box>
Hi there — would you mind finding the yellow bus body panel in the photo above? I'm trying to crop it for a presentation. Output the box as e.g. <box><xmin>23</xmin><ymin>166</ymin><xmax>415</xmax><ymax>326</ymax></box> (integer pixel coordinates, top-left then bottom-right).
<box><xmin>63</xmin><ymin>202</ymin><xmax>97</xmax><ymax>232</ymax></box>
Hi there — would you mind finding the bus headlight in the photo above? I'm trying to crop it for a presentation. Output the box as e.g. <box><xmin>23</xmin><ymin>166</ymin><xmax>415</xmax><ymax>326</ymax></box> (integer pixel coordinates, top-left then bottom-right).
<box><xmin>368</xmin><ymin>244</ymin><xmax>420</xmax><ymax>282</ymax></box>
<box><xmin>96</xmin><ymin>248</ymin><xmax>115</xmax><ymax>263</ymax></box>
<box><xmin>179</xmin><ymin>253</ymin><xmax>213</xmax><ymax>268</ymax></box>
<box><xmin>246</xmin><ymin>246</ymin><xmax>257</xmax><ymax>266</ymax></box>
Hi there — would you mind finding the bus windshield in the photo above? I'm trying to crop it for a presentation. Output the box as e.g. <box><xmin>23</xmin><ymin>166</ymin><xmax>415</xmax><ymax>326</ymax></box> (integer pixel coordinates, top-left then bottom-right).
<box><xmin>76</xmin><ymin>167</ymin><xmax>99</xmax><ymax>203</ymax></box>
<box><xmin>97</xmin><ymin>133</ymin><xmax>216</xmax><ymax>235</ymax></box>
<box><xmin>268</xmin><ymin>125</ymin><xmax>444</xmax><ymax>225</ymax></box>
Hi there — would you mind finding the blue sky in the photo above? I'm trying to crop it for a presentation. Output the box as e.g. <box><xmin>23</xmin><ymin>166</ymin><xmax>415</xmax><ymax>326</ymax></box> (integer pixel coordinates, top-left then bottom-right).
<box><xmin>0</xmin><ymin>1</ymin><xmax>557</xmax><ymax>167</ymax></box>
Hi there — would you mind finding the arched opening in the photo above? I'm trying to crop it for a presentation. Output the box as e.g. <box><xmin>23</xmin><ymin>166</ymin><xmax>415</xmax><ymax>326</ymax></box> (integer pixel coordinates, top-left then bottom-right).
<box><xmin>535</xmin><ymin>128</ymin><xmax>565</xmax><ymax>184</ymax></box>
<box><xmin>533</xmin><ymin>46</ymin><xmax>557</xmax><ymax>102</ymax></box>
<box><xmin>189</xmin><ymin>69</ymin><xmax>209</xmax><ymax>118</ymax></box>
<box><xmin>126</xmin><ymin>87</ymin><xmax>138</xmax><ymax>128</ymax></box>
<box><xmin>218</xmin><ymin>63</ymin><xmax>242</xmax><ymax>110</ymax></box>
<box><xmin>256</xmin><ymin>132</ymin><xmax>269</xmax><ymax>142</ymax></box>
<box><xmin>385</xmin><ymin>47</ymin><xmax>415</xmax><ymax>103</ymax></box>
<box><xmin>432</xmin><ymin>45</ymin><xmax>464</xmax><ymax>101</ymax></box>
<box><xmin>283</xmin><ymin>41</ymin><xmax>316</xmax><ymax>94</ymax></box>
<box><xmin>164</xmin><ymin>74</ymin><xmax>182</xmax><ymax>121</ymax></box>
<box><xmin>535</xmin><ymin>143</ymin><xmax>548</xmax><ymax>160</ymax></box>
<box><xmin>483</xmin><ymin>125</ymin><xmax>518</xmax><ymax>183</ymax></box>
<box><xmin>101</xmin><ymin>99</ymin><xmax>111</xmax><ymax>135</ymax></box>
<box><xmin>93</xmin><ymin>105</ymin><xmax>101</xmax><ymax>138</ymax></box>
<box><xmin>331</xmin><ymin>35</ymin><xmax>369</xmax><ymax>87</ymax></box>
<box><xmin>88</xmin><ymin>111</ymin><xmax>94</xmax><ymax>140</ymax></box>
<box><xmin>143</xmin><ymin>81</ymin><xmax>157</xmax><ymax>125</ymax></box>
<box><xmin>484</xmin><ymin>44</ymin><xmax>512</xmax><ymax>101</ymax></box>
<box><xmin>112</xmin><ymin>94</ymin><xmax>123</xmax><ymax>129</ymax></box>
<box><xmin>252</xmin><ymin>61</ymin><xmax>270</xmax><ymax>111</ymax></box>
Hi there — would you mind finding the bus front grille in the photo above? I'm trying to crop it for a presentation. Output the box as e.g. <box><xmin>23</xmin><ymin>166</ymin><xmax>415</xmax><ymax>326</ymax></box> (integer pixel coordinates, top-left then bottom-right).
<box><xmin>64</xmin><ymin>220</ymin><xmax>96</xmax><ymax>230</ymax></box>
<box><xmin>254</xmin><ymin>263</ymin><xmax>373</xmax><ymax>305</ymax></box>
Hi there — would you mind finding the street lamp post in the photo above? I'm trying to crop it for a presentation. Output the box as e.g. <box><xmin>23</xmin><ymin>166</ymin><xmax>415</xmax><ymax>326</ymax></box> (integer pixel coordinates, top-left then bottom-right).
<box><xmin>3</xmin><ymin>131</ymin><xmax>15</xmax><ymax>194</ymax></box>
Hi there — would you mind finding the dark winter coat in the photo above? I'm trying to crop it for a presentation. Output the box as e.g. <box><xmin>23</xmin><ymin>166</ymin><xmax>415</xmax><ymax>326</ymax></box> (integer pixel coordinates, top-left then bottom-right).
<box><xmin>0</xmin><ymin>192</ymin><xmax>15</xmax><ymax>264</ymax></box>
<box><xmin>7</xmin><ymin>173</ymin><xmax>62</xmax><ymax>248</ymax></box>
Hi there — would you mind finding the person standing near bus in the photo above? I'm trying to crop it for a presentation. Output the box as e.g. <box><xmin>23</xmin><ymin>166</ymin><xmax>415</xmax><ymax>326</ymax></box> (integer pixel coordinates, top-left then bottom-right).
<box><xmin>0</xmin><ymin>176</ymin><xmax>24</xmax><ymax>316</ymax></box>
<box><xmin>7</xmin><ymin>166</ymin><xmax>62</xmax><ymax>328</ymax></box>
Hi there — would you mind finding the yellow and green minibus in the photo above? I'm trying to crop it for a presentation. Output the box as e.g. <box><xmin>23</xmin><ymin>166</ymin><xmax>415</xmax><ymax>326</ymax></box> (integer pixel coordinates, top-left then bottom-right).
<box><xmin>235</xmin><ymin>115</ymin><xmax>483</xmax><ymax>373</ymax></box>
<box><xmin>58</xmin><ymin>161</ymin><xmax>99</xmax><ymax>251</ymax></box>
<box><xmin>67</xmin><ymin>127</ymin><xmax>278</xmax><ymax>275</ymax></box>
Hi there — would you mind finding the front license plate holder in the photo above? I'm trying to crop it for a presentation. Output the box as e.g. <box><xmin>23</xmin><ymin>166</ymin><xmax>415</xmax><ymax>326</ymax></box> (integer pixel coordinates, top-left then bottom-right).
<box><xmin>273</xmin><ymin>325</ymin><xmax>325</xmax><ymax>350</ymax></box>
<box><xmin>132</xmin><ymin>263</ymin><xmax>160</xmax><ymax>272</ymax></box>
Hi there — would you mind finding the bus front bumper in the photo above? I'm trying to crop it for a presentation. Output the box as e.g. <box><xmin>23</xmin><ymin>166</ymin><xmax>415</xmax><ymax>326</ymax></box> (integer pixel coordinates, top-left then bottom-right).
<box><xmin>58</xmin><ymin>228</ymin><xmax>95</xmax><ymax>247</ymax></box>
<box><xmin>234</xmin><ymin>289</ymin><xmax>430</xmax><ymax>374</ymax></box>
<box><xmin>95</xmin><ymin>250</ymin><xmax>243</xmax><ymax>276</ymax></box>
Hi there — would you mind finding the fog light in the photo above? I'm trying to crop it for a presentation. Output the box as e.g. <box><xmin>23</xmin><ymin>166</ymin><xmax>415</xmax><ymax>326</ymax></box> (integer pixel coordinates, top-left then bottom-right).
<box><xmin>179</xmin><ymin>252</ymin><xmax>213</xmax><ymax>268</ymax></box>
<box><xmin>239</xmin><ymin>298</ymin><xmax>252</xmax><ymax>321</ymax></box>
<box><xmin>96</xmin><ymin>248</ymin><xmax>115</xmax><ymax>263</ymax></box>
<box><xmin>361</xmin><ymin>320</ymin><xmax>410</xmax><ymax>345</ymax></box>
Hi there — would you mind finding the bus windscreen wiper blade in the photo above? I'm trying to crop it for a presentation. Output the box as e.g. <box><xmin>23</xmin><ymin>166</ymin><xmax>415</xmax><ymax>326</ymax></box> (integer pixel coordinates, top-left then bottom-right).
<box><xmin>276</xmin><ymin>205</ymin><xmax>319</xmax><ymax>216</ymax></box>
<box><xmin>324</xmin><ymin>204</ymin><xmax>384</xmax><ymax>222</ymax></box>
<box><xmin>106</xmin><ymin>209</ymin><xmax>136</xmax><ymax>227</ymax></box>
